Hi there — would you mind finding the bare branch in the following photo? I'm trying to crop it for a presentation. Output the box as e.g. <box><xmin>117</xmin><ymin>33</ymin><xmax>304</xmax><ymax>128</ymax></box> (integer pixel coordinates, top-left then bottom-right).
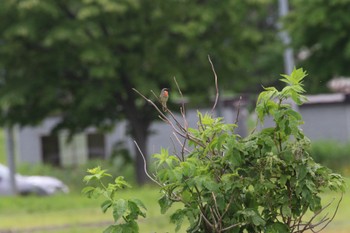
<box><xmin>222</xmin><ymin>194</ymin><xmax>235</xmax><ymax>219</ymax></box>
<box><xmin>208</xmin><ymin>55</ymin><xmax>219</xmax><ymax>114</ymax></box>
<box><xmin>173</xmin><ymin>76</ymin><xmax>189</xmax><ymax>130</ymax></box>
<box><xmin>172</xmin><ymin>132</ymin><xmax>191</xmax><ymax>160</ymax></box>
<box><xmin>133</xmin><ymin>88</ymin><xmax>167</xmax><ymax>119</ymax></box>
<box><xmin>234</xmin><ymin>96</ymin><xmax>242</xmax><ymax>125</ymax></box>
<box><xmin>314</xmin><ymin>193</ymin><xmax>343</xmax><ymax>233</ymax></box>
<box><xmin>133</xmin><ymin>140</ymin><xmax>161</xmax><ymax>186</ymax></box>
<box><xmin>222</xmin><ymin>222</ymin><xmax>245</xmax><ymax>232</ymax></box>
<box><xmin>298</xmin><ymin>195</ymin><xmax>341</xmax><ymax>233</ymax></box>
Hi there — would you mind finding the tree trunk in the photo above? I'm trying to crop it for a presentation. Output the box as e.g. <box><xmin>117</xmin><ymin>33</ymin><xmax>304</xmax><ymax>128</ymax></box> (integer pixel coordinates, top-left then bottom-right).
<box><xmin>116</xmin><ymin>78</ymin><xmax>154</xmax><ymax>185</ymax></box>
<box><xmin>5</xmin><ymin>126</ymin><xmax>17</xmax><ymax>195</ymax></box>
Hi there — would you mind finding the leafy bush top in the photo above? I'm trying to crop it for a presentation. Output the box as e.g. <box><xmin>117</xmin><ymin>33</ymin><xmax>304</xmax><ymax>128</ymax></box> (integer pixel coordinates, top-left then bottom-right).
<box><xmin>84</xmin><ymin>68</ymin><xmax>344</xmax><ymax>233</ymax></box>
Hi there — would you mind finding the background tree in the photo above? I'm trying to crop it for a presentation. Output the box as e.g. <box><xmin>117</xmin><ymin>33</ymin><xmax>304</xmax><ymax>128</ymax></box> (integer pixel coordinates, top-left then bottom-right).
<box><xmin>285</xmin><ymin>0</ymin><xmax>350</xmax><ymax>93</ymax></box>
<box><xmin>0</xmin><ymin>0</ymin><xmax>283</xmax><ymax>184</ymax></box>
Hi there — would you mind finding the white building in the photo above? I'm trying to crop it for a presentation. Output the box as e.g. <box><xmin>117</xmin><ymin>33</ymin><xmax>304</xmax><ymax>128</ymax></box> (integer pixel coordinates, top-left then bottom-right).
<box><xmin>14</xmin><ymin>101</ymin><xmax>246</xmax><ymax>167</ymax></box>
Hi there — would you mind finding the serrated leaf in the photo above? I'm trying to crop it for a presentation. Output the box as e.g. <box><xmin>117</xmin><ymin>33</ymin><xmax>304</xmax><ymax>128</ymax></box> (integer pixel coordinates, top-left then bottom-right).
<box><xmin>115</xmin><ymin>176</ymin><xmax>132</xmax><ymax>189</ymax></box>
<box><xmin>101</xmin><ymin>200</ymin><xmax>113</xmax><ymax>213</ymax></box>
<box><xmin>83</xmin><ymin>174</ymin><xmax>96</xmax><ymax>183</ymax></box>
<box><xmin>81</xmin><ymin>186</ymin><xmax>95</xmax><ymax>198</ymax></box>
<box><xmin>113</xmin><ymin>199</ymin><xmax>127</xmax><ymax>222</ymax></box>
<box><xmin>158</xmin><ymin>195</ymin><xmax>173</xmax><ymax>214</ymax></box>
<box><xmin>282</xmin><ymin>205</ymin><xmax>292</xmax><ymax>218</ymax></box>
<box><xmin>131</xmin><ymin>198</ymin><xmax>147</xmax><ymax>211</ymax></box>
<box><xmin>128</xmin><ymin>200</ymin><xmax>142</xmax><ymax>219</ymax></box>
<box><xmin>266</xmin><ymin>222</ymin><xmax>289</xmax><ymax>233</ymax></box>
<box><xmin>251</xmin><ymin>213</ymin><xmax>266</xmax><ymax>226</ymax></box>
<box><xmin>170</xmin><ymin>209</ymin><xmax>186</xmax><ymax>232</ymax></box>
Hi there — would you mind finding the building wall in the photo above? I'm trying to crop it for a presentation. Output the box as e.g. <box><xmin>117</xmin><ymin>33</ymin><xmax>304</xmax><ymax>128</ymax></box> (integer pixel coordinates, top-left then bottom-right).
<box><xmin>299</xmin><ymin>104</ymin><xmax>350</xmax><ymax>142</ymax></box>
<box><xmin>14</xmin><ymin>106</ymin><xmax>244</xmax><ymax>165</ymax></box>
<box><xmin>18</xmin><ymin>99</ymin><xmax>350</xmax><ymax>165</ymax></box>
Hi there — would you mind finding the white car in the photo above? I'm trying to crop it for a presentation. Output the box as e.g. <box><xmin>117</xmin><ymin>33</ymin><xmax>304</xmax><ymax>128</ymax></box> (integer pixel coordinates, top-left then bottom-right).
<box><xmin>0</xmin><ymin>164</ymin><xmax>69</xmax><ymax>196</ymax></box>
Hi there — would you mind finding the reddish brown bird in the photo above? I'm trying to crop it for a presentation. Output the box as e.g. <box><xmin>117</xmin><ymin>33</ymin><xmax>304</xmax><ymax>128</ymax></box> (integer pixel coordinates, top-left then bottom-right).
<box><xmin>160</xmin><ymin>88</ymin><xmax>169</xmax><ymax>111</ymax></box>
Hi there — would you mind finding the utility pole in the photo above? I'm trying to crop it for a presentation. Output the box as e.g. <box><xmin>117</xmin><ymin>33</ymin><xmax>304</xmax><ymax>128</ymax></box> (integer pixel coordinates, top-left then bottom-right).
<box><xmin>278</xmin><ymin>0</ymin><xmax>294</xmax><ymax>75</ymax></box>
<box><xmin>5</xmin><ymin>126</ymin><xmax>17</xmax><ymax>195</ymax></box>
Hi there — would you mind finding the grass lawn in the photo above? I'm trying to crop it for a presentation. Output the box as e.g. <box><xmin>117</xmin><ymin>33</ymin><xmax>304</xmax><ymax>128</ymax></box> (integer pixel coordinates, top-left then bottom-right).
<box><xmin>0</xmin><ymin>180</ymin><xmax>349</xmax><ymax>233</ymax></box>
<box><xmin>0</xmin><ymin>127</ymin><xmax>349</xmax><ymax>233</ymax></box>
<box><xmin>0</xmin><ymin>186</ymin><xmax>182</xmax><ymax>233</ymax></box>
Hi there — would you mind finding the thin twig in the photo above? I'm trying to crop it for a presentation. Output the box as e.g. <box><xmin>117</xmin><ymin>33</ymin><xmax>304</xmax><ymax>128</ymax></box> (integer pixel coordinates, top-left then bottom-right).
<box><xmin>221</xmin><ymin>194</ymin><xmax>235</xmax><ymax>219</ymax></box>
<box><xmin>300</xmin><ymin>197</ymin><xmax>335</xmax><ymax>232</ymax></box>
<box><xmin>172</xmin><ymin>132</ymin><xmax>190</xmax><ymax>160</ymax></box>
<box><xmin>133</xmin><ymin>88</ymin><xmax>167</xmax><ymax>119</ymax></box>
<box><xmin>192</xmin><ymin>185</ymin><xmax>215</xmax><ymax>230</ymax></box>
<box><xmin>234</xmin><ymin>96</ymin><xmax>242</xmax><ymax>125</ymax></box>
<box><xmin>208</xmin><ymin>205</ymin><xmax>219</xmax><ymax>229</ymax></box>
<box><xmin>314</xmin><ymin>193</ymin><xmax>343</xmax><ymax>233</ymax></box>
<box><xmin>134</xmin><ymin>88</ymin><xmax>205</xmax><ymax>148</ymax></box>
<box><xmin>133</xmin><ymin>141</ymin><xmax>162</xmax><ymax>186</ymax></box>
<box><xmin>208</xmin><ymin>55</ymin><xmax>219</xmax><ymax>114</ymax></box>
<box><xmin>173</xmin><ymin>76</ymin><xmax>189</xmax><ymax>130</ymax></box>
<box><xmin>222</xmin><ymin>222</ymin><xmax>245</xmax><ymax>232</ymax></box>
<box><xmin>170</xmin><ymin>137</ymin><xmax>178</xmax><ymax>156</ymax></box>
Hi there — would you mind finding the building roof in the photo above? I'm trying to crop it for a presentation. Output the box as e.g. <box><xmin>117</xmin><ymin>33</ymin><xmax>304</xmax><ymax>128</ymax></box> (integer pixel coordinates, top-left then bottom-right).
<box><xmin>303</xmin><ymin>93</ymin><xmax>350</xmax><ymax>106</ymax></box>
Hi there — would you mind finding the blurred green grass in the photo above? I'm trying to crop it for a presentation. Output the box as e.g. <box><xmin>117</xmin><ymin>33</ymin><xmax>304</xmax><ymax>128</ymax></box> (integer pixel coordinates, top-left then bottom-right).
<box><xmin>0</xmin><ymin>186</ymin><xmax>181</xmax><ymax>233</ymax></box>
<box><xmin>0</xmin><ymin>182</ymin><xmax>348</xmax><ymax>233</ymax></box>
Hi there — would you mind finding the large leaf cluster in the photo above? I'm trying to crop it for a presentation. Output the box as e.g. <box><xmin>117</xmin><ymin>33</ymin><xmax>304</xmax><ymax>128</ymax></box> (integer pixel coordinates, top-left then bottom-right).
<box><xmin>83</xmin><ymin>166</ymin><xmax>146</xmax><ymax>233</ymax></box>
<box><xmin>153</xmin><ymin>68</ymin><xmax>344</xmax><ymax>232</ymax></box>
<box><xmin>0</xmin><ymin>0</ymin><xmax>281</xmax><ymax>130</ymax></box>
<box><xmin>285</xmin><ymin>0</ymin><xmax>350</xmax><ymax>93</ymax></box>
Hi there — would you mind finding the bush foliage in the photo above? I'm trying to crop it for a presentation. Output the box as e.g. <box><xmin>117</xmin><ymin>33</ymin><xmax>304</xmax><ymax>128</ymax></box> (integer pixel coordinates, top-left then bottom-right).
<box><xmin>309</xmin><ymin>141</ymin><xmax>350</xmax><ymax>174</ymax></box>
<box><xmin>84</xmin><ymin>68</ymin><xmax>344</xmax><ymax>233</ymax></box>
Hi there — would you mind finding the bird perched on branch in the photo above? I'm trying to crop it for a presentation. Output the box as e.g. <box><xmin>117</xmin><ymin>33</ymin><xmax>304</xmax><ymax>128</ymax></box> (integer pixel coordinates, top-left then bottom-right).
<box><xmin>160</xmin><ymin>88</ymin><xmax>169</xmax><ymax>111</ymax></box>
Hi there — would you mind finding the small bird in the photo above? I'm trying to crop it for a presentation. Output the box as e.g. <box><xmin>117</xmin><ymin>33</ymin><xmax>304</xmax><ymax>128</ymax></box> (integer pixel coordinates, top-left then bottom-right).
<box><xmin>159</xmin><ymin>88</ymin><xmax>169</xmax><ymax>111</ymax></box>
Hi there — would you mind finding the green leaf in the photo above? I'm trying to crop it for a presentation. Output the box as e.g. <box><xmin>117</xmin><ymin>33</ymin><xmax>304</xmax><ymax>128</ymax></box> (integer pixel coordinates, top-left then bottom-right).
<box><xmin>158</xmin><ymin>195</ymin><xmax>173</xmax><ymax>214</ymax></box>
<box><xmin>170</xmin><ymin>209</ymin><xmax>186</xmax><ymax>232</ymax></box>
<box><xmin>81</xmin><ymin>186</ymin><xmax>95</xmax><ymax>198</ymax></box>
<box><xmin>202</xmin><ymin>178</ymin><xmax>219</xmax><ymax>192</ymax></box>
<box><xmin>101</xmin><ymin>200</ymin><xmax>113</xmax><ymax>213</ymax></box>
<box><xmin>266</xmin><ymin>222</ymin><xmax>289</xmax><ymax>233</ymax></box>
<box><xmin>115</xmin><ymin>176</ymin><xmax>132</xmax><ymax>189</ymax></box>
<box><xmin>251</xmin><ymin>213</ymin><xmax>266</xmax><ymax>226</ymax></box>
<box><xmin>113</xmin><ymin>199</ymin><xmax>127</xmax><ymax>222</ymax></box>
<box><xmin>296</xmin><ymin>165</ymin><xmax>307</xmax><ymax>180</ymax></box>
<box><xmin>103</xmin><ymin>225</ymin><xmax>121</xmax><ymax>233</ymax></box>
<box><xmin>281</xmin><ymin>205</ymin><xmax>292</xmax><ymax>218</ymax></box>
<box><xmin>130</xmin><ymin>198</ymin><xmax>147</xmax><ymax>211</ymax></box>
<box><xmin>128</xmin><ymin>200</ymin><xmax>144</xmax><ymax>219</ymax></box>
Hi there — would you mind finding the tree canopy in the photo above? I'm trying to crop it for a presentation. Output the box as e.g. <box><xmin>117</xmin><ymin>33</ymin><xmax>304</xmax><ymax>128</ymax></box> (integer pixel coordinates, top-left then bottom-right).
<box><xmin>0</xmin><ymin>0</ymin><xmax>283</xmax><ymax>184</ymax></box>
<box><xmin>286</xmin><ymin>0</ymin><xmax>350</xmax><ymax>93</ymax></box>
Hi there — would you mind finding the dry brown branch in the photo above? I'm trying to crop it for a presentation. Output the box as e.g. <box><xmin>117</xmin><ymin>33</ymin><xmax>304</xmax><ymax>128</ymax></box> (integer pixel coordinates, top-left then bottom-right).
<box><xmin>221</xmin><ymin>194</ymin><xmax>235</xmax><ymax>220</ymax></box>
<box><xmin>211</xmin><ymin>192</ymin><xmax>221</xmax><ymax>223</ymax></box>
<box><xmin>133</xmin><ymin>140</ymin><xmax>161</xmax><ymax>186</ymax></box>
<box><xmin>208</xmin><ymin>55</ymin><xmax>219</xmax><ymax>114</ymax></box>
<box><xmin>314</xmin><ymin>193</ymin><xmax>343</xmax><ymax>233</ymax></box>
<box><xmin>133</xmin><ymin>88</ymin><xmax>205</xmax><ymax>147</ymax></box>
<box><xmin>296</xmin><ymin>194</ymin><xmax>342</xmax><ymax>233</ymax></box>
<box><xmin>172</xmin><ymin>132</ymin><xmax>190</xmax><ymax>160</ymax></box>
<box><xmin>222</xmin><ymin>222</ymin><xmax>245</xmax><ymax>232</ymax></box>
<box><xmin>173</xmin><ymin>76</ymin><xmax>189</xmax><ymax>130</ymax></box>
<box><xmin>133</xmin><ymin>88</ymin><xmax>167</xmax><ymax>119</ymax></box>
<box><xmin>234</xmin><ymin>96</ymin><xmax>242</xmax><ymax>125</ymax></box>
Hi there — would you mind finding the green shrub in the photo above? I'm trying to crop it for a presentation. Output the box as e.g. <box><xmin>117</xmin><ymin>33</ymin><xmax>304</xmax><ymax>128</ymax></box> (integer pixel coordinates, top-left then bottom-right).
<box><xmin>309</xmin><ymin>141</ymin><xmax>350</xmax><ymax>174</ymax></box>
<box><xmin>84</xmin><ymin>68</ymin><xmax>345</xmax><ymax>233</ymax></box>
